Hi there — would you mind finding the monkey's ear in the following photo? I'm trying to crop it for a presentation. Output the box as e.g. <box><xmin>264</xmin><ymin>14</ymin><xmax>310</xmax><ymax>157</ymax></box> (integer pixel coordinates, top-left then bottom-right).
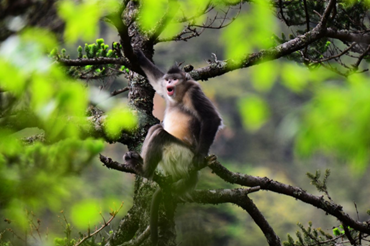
<box><xmin>166</xmin><ymin>65</ymin><xmax>183</xmax><ymax>74</ymax></box>
<box><xmin>175</xmin><ymin>61</ymin><xmax>184</xmax><ymax>67</ymax></box>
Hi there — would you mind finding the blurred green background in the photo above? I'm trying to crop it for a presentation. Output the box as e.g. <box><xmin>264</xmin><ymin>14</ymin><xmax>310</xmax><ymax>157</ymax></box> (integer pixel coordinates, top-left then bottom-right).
<box><xmin>1</xmin><ymin>0</ymin><xmax>370</xmax><ymax>245</ymax></box>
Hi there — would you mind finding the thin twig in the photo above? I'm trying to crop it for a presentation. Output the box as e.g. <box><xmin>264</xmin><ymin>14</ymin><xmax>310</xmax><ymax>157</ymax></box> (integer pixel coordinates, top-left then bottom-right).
<box><xmin>111</xmin><ymin>87</ymin><xmax>129</xmax><ymax>96</ymax></box>
<box><xmin>74</xmin><ymin>202</ymin><xmax>123</xmax><ymax>246</ymax></box>
<box><xmin>303</xmin><ymin>0</ymin><xmax>310</xmax><ymax>55</ymax></box>
<box><xmin>353</xmin><ymin>44</ymin><xmax>370</xmax><ymax>70</ymax></box>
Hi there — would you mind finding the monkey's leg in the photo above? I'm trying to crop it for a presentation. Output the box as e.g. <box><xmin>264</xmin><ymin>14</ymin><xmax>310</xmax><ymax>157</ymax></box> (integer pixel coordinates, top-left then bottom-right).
<box><xmin>141</xmin><ymin>125</ymin><xmax>181</xmax><ymax>178</ymax></box>
<box><xmin>123</xmin><ymin>124</ymin><xmax>163</xmax><ymax>176</ymax></box>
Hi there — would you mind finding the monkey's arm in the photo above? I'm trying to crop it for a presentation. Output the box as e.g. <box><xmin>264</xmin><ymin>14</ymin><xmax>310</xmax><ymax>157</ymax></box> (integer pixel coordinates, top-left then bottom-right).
<box><xmin>191</xmin><ymin>86</ymin><xmax>222</xmax><ymax>158</ymax></box>
<box><xmin>135</xmin><ymin>50</ymin><xmax>165</xmax><ymax>96</ymax></box>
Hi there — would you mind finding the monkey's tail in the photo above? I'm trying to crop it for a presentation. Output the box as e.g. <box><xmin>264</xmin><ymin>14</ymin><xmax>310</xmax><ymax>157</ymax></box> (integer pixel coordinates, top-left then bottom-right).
<box><xmin>150</xmin><ymin>187</ymin><xmax>162</xmax><ymax>245</ymax></box>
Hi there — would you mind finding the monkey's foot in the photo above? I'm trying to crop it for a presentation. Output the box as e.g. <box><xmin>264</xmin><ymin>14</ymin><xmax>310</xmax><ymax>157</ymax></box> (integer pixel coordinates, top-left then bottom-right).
<box><xmin>123</xmin><ymin>151</ymin><xmax>144</xmax><ymax>175</ymax></box>
<box><xmin>206</xmin><ymin>154</ymin><xmax>217</xmax><ymax>165</ymax></box>
<box><xmin>192</xmin><ymin>153</ymin><xmax>207</xmax><ymax>170</ymax></box>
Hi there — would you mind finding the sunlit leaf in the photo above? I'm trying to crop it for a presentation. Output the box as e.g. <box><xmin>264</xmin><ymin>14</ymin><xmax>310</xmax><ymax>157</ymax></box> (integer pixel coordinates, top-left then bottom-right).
<box><xmin>221</xmin><ymin>0</ymin><xmax>277</xmax><ymax>62</ymax></box>
<box><xmin>178</xmin><ymin>0</ymin><xmax>208</xmax><ymax>24</ymax></box>
<box><xmin>0</xmin><ymin>131</ymin><xmax>22</xmax><ymax>156</ymax></box>
<box><xmin>139</xmin><ymin>0</ymin><xmax>168</xmax><ymax>31</ymax></box>
<box><xmin>281</xmin><ymin>63</ymin><xmax>309</xmax><ymax>92</ymax></box>
<box><xmin>296</xmin><ymin>75</ymin><xmax>370</xmax><ymax>172</ymax></box>
<box><xmin>21</xmin><ymin>28</ymin><xmax>58</xmax><ymax>53</ymax></box>
<box><xmin>0</xmin><ymin>59</ymin><xmax>26</xmax><ymax>96</ymax></box>
<box><xmin>70</xmin><ymin>199</ymin><xmax>101</xmax><ymax>229</ymax></box>
<box><xmin>58</xmin><ymin>0</ymin><xmax>101</xmax><ymax>43</ymax></box>
<box><xmin>31</xmin><ymin>74</ymin><xmax>54</xmax><ymax>119</ymax></box>
<box><xmin>104</xmin><ymin>106</ymin><xmax>137</xmax><ymax>140</ymax></box>
<box><xmin>221</xmin><ymin>15</ymin><xmax>250</xmax><ymax>62</ymax></box>
<box><xmin>250</xmin><ymin>61</ymin><xmax>278</xmax><ymax>92</ymax></box>
<box><xmin>238</xmin><ymin>95</ymin><xmax>270</xmax><ymax>131</ymax></box>
<box><xmin>3</xmin><ymin>201</ymin><xmax>28</xmax><ymax>230</ymax></box>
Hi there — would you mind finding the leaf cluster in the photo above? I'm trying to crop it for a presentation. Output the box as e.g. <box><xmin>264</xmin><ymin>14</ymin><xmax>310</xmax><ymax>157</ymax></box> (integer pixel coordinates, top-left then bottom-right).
<box><xmin>51</xmin><ymin>39</ymin><xmax>129</xmax><ymax>80</ymax></box>
<box><xmin>306</xmin><ymin>169</ymin><xmax>331</xmax><ymax>199</ymax></box>
<box><xmin>284</xmin><ymin>222</ymin><xmax>335</xmax><ymax>246</ymax></box>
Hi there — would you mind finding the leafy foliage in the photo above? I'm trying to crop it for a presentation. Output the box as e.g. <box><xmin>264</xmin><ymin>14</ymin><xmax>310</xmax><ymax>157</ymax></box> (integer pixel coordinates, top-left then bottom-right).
<box><xmin>296</xmin><ymin>74</ymin><xmax>370</xmax><ymax>171</ymax></box>
<box><xmin>50</xmin><ymin>39</ymin><xmax>128</xmax><ymax>80</ymax></box>
<box><xmin>283</xmin><ymin>222</ymin><xmax>335</xmax><ymax>246</ymax></box>
<box><xmin>0</xmin><ymin>3</ymin><xmax>134</xmax><ymax>243</ymax></box>
<box><xmin>2</xmin><ymin>0</ymin><xmax>370</xmax><ymax>245</ymax></box>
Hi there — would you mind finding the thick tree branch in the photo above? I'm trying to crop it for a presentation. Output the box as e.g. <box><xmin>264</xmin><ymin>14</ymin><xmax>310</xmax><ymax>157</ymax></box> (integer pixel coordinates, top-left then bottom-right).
<box><xmin>318</xmin><ymin>0</ymin><xmax>336</xmax><ymax>29</ymax></box>
<box><xmin>326</xmin><ymin>28</ymin><xmax>370</xmax><ymax>44</ymax></box>
<box><xmin>189</xmin><ymin>188</ymin><xmax>281</xmax><ymax>246</ymax></box>
<box><xmin>190</xmin><ymin>25</ymin><xmax>325</xmax><ymax>80</ymax></box>
<box><xmin>101</xmin><ymin>154</ymin><xmax>370</xmax><ymax>235</ymax></box>
<box><xmin>237</xmin><ymin>196</ymin><xmax>281</xmax><ymax>246</ymax></box>
<box><xmin>208</xmin><ymin>159</ymin><xmax>370</xmax><ymax>234</ymax></box>
<box><xmin>58</xmin><ymin>57</ymin><xmax>131</xmax><ymax>68</ymax></box>
<box><xmin>100</xmin><ymin>154</ymin><xmax>137</xmax><ymax>175</ymax></box>
<box><xmin>190</xmin><ymin>187</ymin><xmax>261</xmax><ymax>203</ymax></box>
<box><xmin>99</xmin><ymin>154</ymin><xmax>170</xmax><ymax>188</ymax></box>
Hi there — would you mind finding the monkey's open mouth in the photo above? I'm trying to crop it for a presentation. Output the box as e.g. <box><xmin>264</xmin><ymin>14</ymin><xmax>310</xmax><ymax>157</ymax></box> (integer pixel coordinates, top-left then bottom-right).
<box><xmin>167</xmin><ymin>86</ymin><xmax>175</xmax><ymax>96</ymax></box>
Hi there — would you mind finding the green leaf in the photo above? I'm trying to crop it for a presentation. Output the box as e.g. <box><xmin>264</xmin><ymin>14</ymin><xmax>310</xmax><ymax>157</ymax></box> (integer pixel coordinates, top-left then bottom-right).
<box><xmin>0</xmin><ymin>59</ymin><xmax>27</xmax><ymax>96</ymax></box>
<box><xmin>104</xmin><ymin>107</ymin><xmax>137</xmax><ymax>140</ymax></box>
<box><xmin>238</xmin><ymin>95</ymin><xmax>270</xmax><ymax>131</ymax></box>
<box><xmin>221</xmin><ymin>0</ymin><xmax>277</xmax><ymax>62</ymax></box>
<box><xmin>296</xmin><ymin>74</ymin><xmax>370</xmax><ymax>172</ymax></box>
<box><xmin>281</xmin><ymin>63</ymin><xmax>309</xmax><ymax>92</ymax></box>
<box><xmin>58</xmin><ymin>0</ymin><xmax>101</xmax><ymax>43</ymax></box>
<box><xmin>250</xmin><ymin>61</ymin><xmax>278</xmax><ymax>92</ymax></box>
<box><xmin>21</xmin><ymin>28</ymin><xmax>58</xmax><ymax>53</ymax></box>
<box><xmin>221</xmin><ymin>15</ymin><xmax>251</xmax><ymax>62</ymax></box>
<box><xmin>139</xmin><ymin>0</ymin><xmax>168</xmax><ymax>31</ymax></box>
<box><xmin>70</xmin><ymin>199</ymin><xmax>101</xmax><ymax>229</ymax></box>
<box><xmin>332</xmin><ymin>227</ymin><xmax>341</xmax><ymax>236</ymax></box>
<box><xmin>3</xmin><ymin>201</ymin><xmax>28</xmax><ymax>230</ymax></box>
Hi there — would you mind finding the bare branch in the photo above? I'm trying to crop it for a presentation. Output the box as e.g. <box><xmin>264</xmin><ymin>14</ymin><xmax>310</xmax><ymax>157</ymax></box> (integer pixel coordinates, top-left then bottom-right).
<box><xmin>111</xmin><ymin>87</ymin><xmax>129</xmax><ymax>96</ymax></box>
<box><xmin>318</xmin><ymin>0</ymin><xmax>336</xmax><ymax>29</ymax></box>
<box><xmin>74</xmin><ymin>202</ymin><xmax>123</xmax><ymax>246</ymax></box>
<box><xmin>353</xmin><ymin>44</ymin><xmax>370</xmax><ymax>70</ymax></box>
<box><xmin>208</xmin><ymin>158</ymin><xmax>370</xmax><ymax>234</ymax></box>
<box><xmin>190</xmin><ymin>188</ymin><xmax>281</xmax><ymax>246</ymax></box>
<box><xmin>302</xmin><ymin>42</ymin><xmax>356</xmax><ymax>64</ymax></box>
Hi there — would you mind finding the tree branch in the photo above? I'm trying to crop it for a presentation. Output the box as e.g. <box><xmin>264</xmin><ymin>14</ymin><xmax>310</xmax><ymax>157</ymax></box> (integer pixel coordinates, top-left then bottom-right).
<box><xmin>190</xmin><ymin>188</ymin><xmax>281</xmax><ymax>246</ymax></box>
<box><xmin>208</xmin><ymin>159</ymin><xmax>370</xmax><ymax>234</ymax></box>
<box><xmin>190</xmin><ymin>25</ymin><xmax>325</xmax><ymax>80</ymax></box>
<box><xmin>58</xmin><ymin>57</ymin><xmax>131</xmax><ymax>68</ymax></box>
<box><xmin>237</xmin><ymin>196</ymin><xmax>281</xmax><ymax>246</ymax></box>
<box><xmin>326</xmin><ymin>28</ymin><xmax>370</xmax><ymax>44</ymax></box>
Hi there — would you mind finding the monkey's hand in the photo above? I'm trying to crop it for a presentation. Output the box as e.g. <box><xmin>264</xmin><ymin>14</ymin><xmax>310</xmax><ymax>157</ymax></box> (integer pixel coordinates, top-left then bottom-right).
<box><xmin>192</xmin><ymin>153</ymin><xmax>207</xmax><ymax>170</ymax></box>
<box><xmin>123</xmin><ymin>151</ymin><xmax>144</xmax><ymax>175</ymax></box>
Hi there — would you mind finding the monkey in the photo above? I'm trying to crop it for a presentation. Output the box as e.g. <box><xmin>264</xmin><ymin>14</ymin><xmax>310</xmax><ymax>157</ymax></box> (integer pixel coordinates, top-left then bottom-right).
<box><xmin>124</xmin><ymin>49</ymin><xmax>222</xmax><ymax>244</ymax></box>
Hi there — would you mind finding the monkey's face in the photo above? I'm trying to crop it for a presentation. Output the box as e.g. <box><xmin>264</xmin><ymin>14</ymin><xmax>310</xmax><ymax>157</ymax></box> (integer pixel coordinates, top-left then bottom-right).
<box><xmin>165</xmin><ymin>78</ymin><xmax>179</xmax><ymax>97</ymax></box>
<box><xmin>163</xmin><ymin>73</ymin><xmax>185</xmax><ymax>100</ymax></box>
